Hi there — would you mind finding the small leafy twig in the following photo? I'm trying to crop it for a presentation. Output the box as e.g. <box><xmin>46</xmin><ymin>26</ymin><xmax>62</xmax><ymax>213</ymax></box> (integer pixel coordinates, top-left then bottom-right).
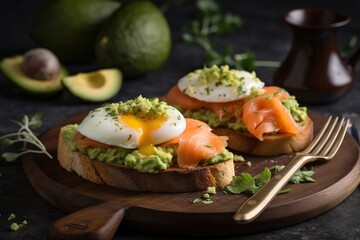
<box><xmin>182</xmin><ymin>0</ymin><xmax>280</xmax><ymax>71</ymax></box>
<box><xmin>0</xmin><ymin>113</ymin><xmax>52</xmax><ymax>161</ymax></box>
<box><xmin>226</xmin><ymin>165</ymin><xmax>315</xmax><ymax>195</ymax></box>
<box><xmin>341</xmin><ymin>35</ymin><xmax>358</xmax><ymax>57</ymax></box>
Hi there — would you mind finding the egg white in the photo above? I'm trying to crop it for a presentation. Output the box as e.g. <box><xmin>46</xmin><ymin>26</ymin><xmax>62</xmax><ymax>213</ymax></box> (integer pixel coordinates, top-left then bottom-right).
<box><xmin>77</xmin><ymin>106</ymin><xmax>186</xmax><ymax>149</ymax></box>
<box><xmin>177</xmin><ymin>70</ymin><xmax>264</xmax><ymax>102</ymax></box>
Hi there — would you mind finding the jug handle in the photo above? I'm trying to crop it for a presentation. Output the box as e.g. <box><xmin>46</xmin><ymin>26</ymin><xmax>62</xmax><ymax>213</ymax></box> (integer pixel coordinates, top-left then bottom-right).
<box><xmin>348</xmin><ymin>44</ymin><xmax>360</xmax><ymax>69</ymax></box>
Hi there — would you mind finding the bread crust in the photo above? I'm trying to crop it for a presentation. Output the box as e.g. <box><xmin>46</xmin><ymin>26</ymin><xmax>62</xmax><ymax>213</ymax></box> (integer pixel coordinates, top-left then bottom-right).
<box><xmin>213</xmin><ymin>117</ymin><xmax>313</xmax><ymax>156</ymax></box>
<box><xmin>57</xmin><ymin>131</ymin><xmax>235</xmax><ymax>193</ymax></box>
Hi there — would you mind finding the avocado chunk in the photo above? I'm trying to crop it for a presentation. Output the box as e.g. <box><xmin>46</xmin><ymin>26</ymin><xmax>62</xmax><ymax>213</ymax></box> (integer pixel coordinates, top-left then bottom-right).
<box><xmin>0</xmin><ymin>55</ymin><xmax>67</xmax><ymax>97</ymax></box>
<box><xmin>62</xmin><ymin>69</ymin><xmax>122</xmax><ymax>102</ymax></box>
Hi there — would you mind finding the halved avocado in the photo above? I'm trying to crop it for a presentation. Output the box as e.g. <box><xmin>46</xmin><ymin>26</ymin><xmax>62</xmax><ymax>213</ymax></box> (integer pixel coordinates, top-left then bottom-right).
<box><xmin>0</xmin><ymin>56</ymin><xmax>67</xmax><ymax>97</ymax></box>
<box><xmin>62</xmin><ymin>69</ymin><xmax>122</xmax><ymax>102</ymax></box>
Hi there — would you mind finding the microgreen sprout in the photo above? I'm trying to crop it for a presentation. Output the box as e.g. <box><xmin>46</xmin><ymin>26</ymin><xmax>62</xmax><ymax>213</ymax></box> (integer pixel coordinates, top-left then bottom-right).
<box><xmin>0</xmin><ymin>112</ymin><xmax>52</xmax><ymax>161</ymax></box>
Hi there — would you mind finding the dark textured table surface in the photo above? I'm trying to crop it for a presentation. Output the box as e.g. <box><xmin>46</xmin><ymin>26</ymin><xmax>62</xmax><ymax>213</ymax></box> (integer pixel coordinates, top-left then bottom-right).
<box><xmin>0</xmin><ymin>0</ymin><xmax>359</xmax><ymax>239</ymax></box>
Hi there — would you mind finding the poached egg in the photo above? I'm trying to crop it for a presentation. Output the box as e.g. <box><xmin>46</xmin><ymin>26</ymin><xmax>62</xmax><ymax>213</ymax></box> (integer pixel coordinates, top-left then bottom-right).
<box><xmin>178</xmin><ymin>65</ymin><xmax>264</xmax><ymax>102</ymax></box>
<box><xmin>77</xmin><ymin>97</ymin><xmax>186</xmax><ymax>155</ymax></box>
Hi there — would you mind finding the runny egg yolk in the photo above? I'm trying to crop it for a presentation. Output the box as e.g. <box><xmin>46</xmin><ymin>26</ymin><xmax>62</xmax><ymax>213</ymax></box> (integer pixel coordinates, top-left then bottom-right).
<box><xmin>120</xmin><ymin>115</ymin><xmax>165</xmax><ymax>155</ymax></box>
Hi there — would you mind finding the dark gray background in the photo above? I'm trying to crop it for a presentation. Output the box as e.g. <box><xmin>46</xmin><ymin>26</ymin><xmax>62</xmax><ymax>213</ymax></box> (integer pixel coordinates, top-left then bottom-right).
<box><xmin>0</xmin><ymin>0</ymin><xmax>359</xmax><ymax>239</ymax></box>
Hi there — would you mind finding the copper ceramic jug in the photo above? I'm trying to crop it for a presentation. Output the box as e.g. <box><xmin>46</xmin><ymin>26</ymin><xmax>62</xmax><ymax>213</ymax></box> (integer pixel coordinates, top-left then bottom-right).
<box><xmin>274</xmin><ymin>8</ymin><xmax>359</xmax><ymax>103</ymax></box>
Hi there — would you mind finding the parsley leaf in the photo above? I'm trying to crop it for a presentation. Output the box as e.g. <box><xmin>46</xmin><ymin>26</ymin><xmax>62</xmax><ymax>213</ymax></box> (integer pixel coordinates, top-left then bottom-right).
<box><xmin>254</xmin><ymin>167</ymin><xmax>271</xmax><ymax>188</ymax></box>
<box><xmin>272</xmin><ymin>165</ymin><xmax>315</xmax><ymax>184</ymax></box>
<box><xmin>227</xmin><ymin>166</ymin><xmax>315</xmax><ymax>195</ymax></box>
<box><xmin>226</xmin><ymin>172</ymin><xmax>258</xmax><ymax>194</ymax></box>
<box><xmin>290</xmin><ymin>167</ymin><xmax>316</xmax><ymax>184</ymax></box>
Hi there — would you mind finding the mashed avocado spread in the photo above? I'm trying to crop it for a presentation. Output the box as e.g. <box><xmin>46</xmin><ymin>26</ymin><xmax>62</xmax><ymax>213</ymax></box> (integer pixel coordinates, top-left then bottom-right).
<box><xmin>281</xmin><ymin>96</ymin><xmax>307</xmax><ymax>122</ymax></box>
<box><xmin>101</xmin><ymin>96</ymin><xmax>171</xmax><ymax>120</ymax></box>
<box><xmin>185</xmin><ymin>65</ymin><xmax>263</xmax><ymax>99</ymax></box>
<box><xmin>182</xmin><ymin>109</ymin><xmax>248</xmax><ymax>132</ymax></box>
<box><xmin>61</xmin><ymin>124</ymin><xmax>233</xmax><ymax>173</ymax></box>
<box><xmin>189</xmin><ymin>65</ymin><xmax>260</xmax><ymax>87</ymax></box>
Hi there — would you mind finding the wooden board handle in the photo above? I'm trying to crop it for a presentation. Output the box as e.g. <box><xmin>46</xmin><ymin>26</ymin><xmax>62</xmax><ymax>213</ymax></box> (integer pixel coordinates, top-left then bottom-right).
<box><xmin>47</xmin><ymin>202</ymin><xmax>126</xmax><ymax>240</ymax></box>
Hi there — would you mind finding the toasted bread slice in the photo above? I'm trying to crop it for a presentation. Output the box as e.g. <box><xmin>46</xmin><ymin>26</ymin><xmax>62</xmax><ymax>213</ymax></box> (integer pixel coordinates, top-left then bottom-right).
<box><xmin>213</xmin><ymin>117</ymin><xmax>313</xmax><ymax>156</ymax></box>
<box><xmin>57</xmin><ymin>130</ymin><xmax>235</xmax><ymax>193</ymax></box>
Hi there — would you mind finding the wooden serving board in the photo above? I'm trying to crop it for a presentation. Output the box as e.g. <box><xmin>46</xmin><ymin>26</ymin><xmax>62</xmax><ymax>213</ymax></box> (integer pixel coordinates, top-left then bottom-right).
<box><xmin>23</xmin><ymin>112</ymin><xmax>360</xmax><ymax>238</ymax></box>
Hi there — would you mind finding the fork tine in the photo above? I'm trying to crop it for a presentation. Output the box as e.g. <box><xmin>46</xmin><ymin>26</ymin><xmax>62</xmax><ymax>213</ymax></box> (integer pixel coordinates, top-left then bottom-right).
<box><xmin>310</xmin><ymin>117</ymin><xmax>339</xmax><ymax>155</ymax></box>
<box><xmin>319</xmin><ymin>117</ymin><xmax>345</xmax><ymax>156</ymax></box>
<box><xmin>302</xmin><ymin>116</ymin><xmax>333</xmax><ymax>154</ymax></box>
<box><xmin>322</xmin><ymin>118</ymin><xmax>350</xmax><ymax>158</ymax></box>
<box><xmin>233</xmin><ymin>116</ymin><xmax>350</xmax><ymax>223</ymax></box>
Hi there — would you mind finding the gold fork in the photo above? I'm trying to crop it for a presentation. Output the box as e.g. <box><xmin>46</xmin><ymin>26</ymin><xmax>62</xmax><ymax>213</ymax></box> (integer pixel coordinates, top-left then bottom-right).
<box><xmin>233</xmin><ymin>116</ymin><xmax>350</xmax><ymax>223</ymax></box>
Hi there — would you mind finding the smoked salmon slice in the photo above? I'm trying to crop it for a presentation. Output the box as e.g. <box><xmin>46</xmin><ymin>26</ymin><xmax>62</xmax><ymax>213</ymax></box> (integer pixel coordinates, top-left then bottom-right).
<box><xmin>164</xmin><ymin>85</ymin><xmax>244</xmax><ymax>120</ymax></box>
<box><xmin>242</xmin><ymin>87</ymin><xmax>299</xmax><ymax>140</ymax></box>
<box><xmin>162</xmin><ymin>118</ymin><xmax>228</xmax><ymax>168</ymax></box>
<box><xmin>164</xmin><ymin>85</ymin><xmax>205</xmax><ymax>110</ymax></box>
<box><xmin>72</xmin><ymin>131</ymin><xmax>111</xmax><ymax>149</ymax></box>
<box><xmin>165</xmin><ymin>85</ymin><xmax>301</xmax><ymax>141</ymax></box>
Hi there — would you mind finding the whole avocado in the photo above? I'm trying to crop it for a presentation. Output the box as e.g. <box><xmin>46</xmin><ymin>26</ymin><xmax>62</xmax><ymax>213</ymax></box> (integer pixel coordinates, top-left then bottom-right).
<box><xmin>30</xmin><ymin>0</ymin><xmax>120</xmax><ymax>63</ymax></box>
<box><xmin>95</xmin><ymin>0</ymin><xmax>171</xmax><ymax>78</ymax></box>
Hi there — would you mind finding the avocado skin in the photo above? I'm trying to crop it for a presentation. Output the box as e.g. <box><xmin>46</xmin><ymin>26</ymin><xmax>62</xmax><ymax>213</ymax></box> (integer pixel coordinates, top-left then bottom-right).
<box><xmin>95</xmin><ymin>0</ymin><xmax>171</xmax><ymax>77</ymax></box>
<box><xmin>30</xmin><ymin>0</ymin><xmax>120</xmax><ymax>63</ymax></box>
<box><xmin>0</xmin><ymin>55</ymin><xmax>67</xmax><ymax>97</ymax></box>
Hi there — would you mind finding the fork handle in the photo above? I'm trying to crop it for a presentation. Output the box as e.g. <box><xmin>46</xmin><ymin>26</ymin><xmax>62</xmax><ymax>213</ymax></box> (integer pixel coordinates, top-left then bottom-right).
<box><xmin>233</xmin><ymin>154</ymin><xmax>313</xmax><ymax>223</ymax></box>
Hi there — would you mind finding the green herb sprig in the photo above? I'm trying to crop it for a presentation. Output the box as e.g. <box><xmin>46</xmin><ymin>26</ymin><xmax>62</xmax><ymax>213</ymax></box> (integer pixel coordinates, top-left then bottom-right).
<box><xmin>226</xmin><ymin>166</ymin><xmax>315</xmax><ymax>195</ymax></box>
<box><xmin>272</xmin><ymin>165</ymin><xmax>315</xmax><ymax>184</ymax></box>
<box><xmin>0</xmin><ymin>113</ymin><xmax>52</xmax><ymax>161</ymax></box>
<box><xmin>341</xmin><ymin>35</ymin><xmax>358</xmax><ymax>57</ymax></box>
<box><xmin>226</xmin><ymin>167</ymin><xmax>271</xmax><ymax>194</ymax></box>
<box><xmin>182</xmin><ymin>0</ymin><xmax>280</xmax><ymax>71</ymax></box>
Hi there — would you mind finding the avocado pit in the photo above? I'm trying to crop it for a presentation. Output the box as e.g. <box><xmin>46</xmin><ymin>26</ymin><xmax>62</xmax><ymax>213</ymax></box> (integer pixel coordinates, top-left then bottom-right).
<box><xmin>21</xmin><ymin>48</ymin><xmax>61</xmax><ymax>81</ymax></box>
